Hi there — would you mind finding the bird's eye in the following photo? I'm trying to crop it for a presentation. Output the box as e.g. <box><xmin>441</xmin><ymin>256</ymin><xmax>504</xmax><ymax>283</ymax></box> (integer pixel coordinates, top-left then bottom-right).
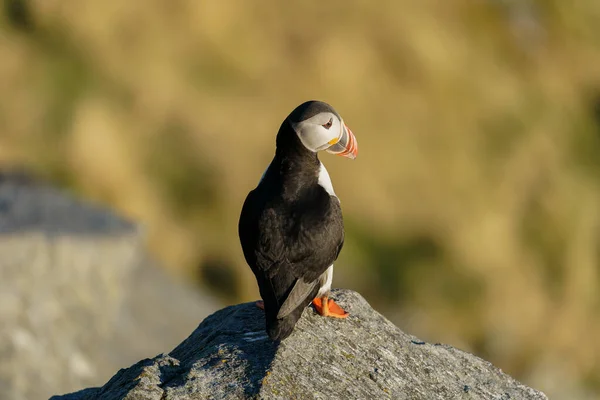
<box><xmin>322</xmin><ymin>118</ymin><xmax>333</xmax><ymax>129</ymax></box>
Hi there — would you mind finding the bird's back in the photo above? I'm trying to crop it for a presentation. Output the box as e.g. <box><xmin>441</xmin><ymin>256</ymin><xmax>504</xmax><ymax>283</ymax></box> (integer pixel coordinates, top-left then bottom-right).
<box><xmin>238</xmin><ymin>168</ymin><xmax>344</xmax><ymax>340</ymax></box>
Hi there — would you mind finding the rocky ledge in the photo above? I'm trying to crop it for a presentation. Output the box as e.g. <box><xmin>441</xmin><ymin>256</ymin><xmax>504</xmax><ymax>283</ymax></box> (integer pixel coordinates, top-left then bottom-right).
<box><xmin>53</xmin><ymin>289</ymin><xmax>547</xmax><ymax>400</ymax></box>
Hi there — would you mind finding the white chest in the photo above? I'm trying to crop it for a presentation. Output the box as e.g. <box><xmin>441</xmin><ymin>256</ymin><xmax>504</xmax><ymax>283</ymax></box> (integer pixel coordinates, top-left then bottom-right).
<box><xmin>318</xmin><ymin>162</ymin><xmax>336</xmax><ymax>197</ymax></box>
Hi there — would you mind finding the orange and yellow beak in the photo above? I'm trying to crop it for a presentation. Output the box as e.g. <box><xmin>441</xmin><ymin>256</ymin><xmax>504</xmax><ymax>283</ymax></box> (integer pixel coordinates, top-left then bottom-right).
<box><xmin>326</xmin><ymin>123</ymin><xmax>358</xmax><ymax>159</ymax></box>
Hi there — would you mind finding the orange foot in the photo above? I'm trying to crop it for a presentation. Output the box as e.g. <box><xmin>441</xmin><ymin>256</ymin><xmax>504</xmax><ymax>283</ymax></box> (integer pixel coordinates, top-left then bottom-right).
<box><xmin>255</xmin><ymin>300</ymin><xmax>264</xmax><ymax>310</ymax></box>
<box><xmin>312</xmin><ymin>296</ymin><xmax>349</xmax><ymax>319</ymax></box>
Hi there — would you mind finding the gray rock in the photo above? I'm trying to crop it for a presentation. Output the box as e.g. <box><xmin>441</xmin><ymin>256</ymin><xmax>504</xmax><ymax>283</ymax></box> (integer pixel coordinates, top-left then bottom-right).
<box><xmin>54</xmin><ymin>289</ymin><xmax>548</xmax><ymax>400</ymax></box>
<box><xmin>0</xmin><ymin>172</ymin><xmax>220</xmax><ymax>400</ymax></box>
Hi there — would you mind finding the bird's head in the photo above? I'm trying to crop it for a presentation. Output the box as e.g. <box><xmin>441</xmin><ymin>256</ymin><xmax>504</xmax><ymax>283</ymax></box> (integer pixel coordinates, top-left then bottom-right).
<box><xmin>282</xmin><ymin>100</ymin><xmax>358</xmax><ymax>159</ymax></box>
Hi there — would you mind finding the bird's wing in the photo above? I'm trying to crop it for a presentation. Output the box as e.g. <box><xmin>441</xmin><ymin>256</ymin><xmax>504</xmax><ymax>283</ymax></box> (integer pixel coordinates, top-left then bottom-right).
<box><xmin>239</xmin><ymin>187</ymin><xmax>344</xmax><ymax>318</ymax></box>
<box><xmin>264</xmin><ymin>194</ymin><xmax>344</xmax><ymax>318</ymax></box>
<box><xmin>276</xmin><ymin>278</ymin><xmax>318</xmax><ymax>319</ymax></box>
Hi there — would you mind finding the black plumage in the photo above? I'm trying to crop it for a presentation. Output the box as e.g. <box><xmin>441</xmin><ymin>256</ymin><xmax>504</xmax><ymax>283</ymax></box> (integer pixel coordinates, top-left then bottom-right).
<box><xmin>238</xmin><ymin>101</ymin><xmax>345</xmax><ymax>341</ymax></box>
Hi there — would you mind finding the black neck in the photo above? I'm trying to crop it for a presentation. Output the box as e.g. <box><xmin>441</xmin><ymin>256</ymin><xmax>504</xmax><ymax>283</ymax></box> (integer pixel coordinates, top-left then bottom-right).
<box><xmin>272</xmin><ymin>120</ymin><xmax>320</xmax><ymax>199</ymax></box>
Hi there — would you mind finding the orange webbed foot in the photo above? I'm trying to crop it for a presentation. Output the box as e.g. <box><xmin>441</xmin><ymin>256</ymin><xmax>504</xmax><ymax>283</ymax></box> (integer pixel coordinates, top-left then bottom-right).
<box><xmin>312</xmin><ymin>296</ymin><xmax>349</xmax><ymax>319</ymax></box>
<box><xmin>255</xmin><ymin>300</ymin><xmax>264</xmax><ymax>310</ymax></box>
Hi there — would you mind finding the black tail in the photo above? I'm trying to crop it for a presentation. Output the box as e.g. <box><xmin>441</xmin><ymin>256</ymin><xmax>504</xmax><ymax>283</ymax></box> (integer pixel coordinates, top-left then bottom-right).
<box><xmin>266</xmin><ymin>306</ymin><xmax>304</xmax><ymax>340</ymax></box>
<box><xmin>265</xmin><ymin>284</ymin><xmax>319</xmax><ymax>340</ymax></box>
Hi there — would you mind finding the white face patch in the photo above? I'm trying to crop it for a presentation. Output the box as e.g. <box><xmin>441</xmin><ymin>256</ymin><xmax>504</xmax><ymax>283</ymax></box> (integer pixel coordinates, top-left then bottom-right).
<box><xmin>317</xmin><ymin>162</ymin><xmax>336</xmax><ymax>197</ymax></box>
<box><xmin>290</xmin><ymin>112</ymin><xmax>342</xmax><ymax>152</ymax></box>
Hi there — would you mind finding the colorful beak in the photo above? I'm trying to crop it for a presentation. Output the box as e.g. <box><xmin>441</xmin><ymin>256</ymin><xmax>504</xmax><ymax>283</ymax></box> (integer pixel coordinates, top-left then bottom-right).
<box><xmin>326</xmin><ymin>123</ymin><xmax>358</xmax><ymax>159</ymax></box>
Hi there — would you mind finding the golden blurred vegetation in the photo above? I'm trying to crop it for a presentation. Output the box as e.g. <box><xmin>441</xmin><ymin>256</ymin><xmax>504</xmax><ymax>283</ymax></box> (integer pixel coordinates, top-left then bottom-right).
<box><xmin>2</xmin><ymin>0</ymin><xmax>600</xmax><ymax>398</ymax></box>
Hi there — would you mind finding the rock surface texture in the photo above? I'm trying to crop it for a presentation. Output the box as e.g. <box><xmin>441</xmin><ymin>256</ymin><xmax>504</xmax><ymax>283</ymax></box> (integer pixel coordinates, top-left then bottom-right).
<box><xmin>54</xmin><ymin>289</ymin><xmax>547</xmax><ymax>400</ymax></box>
<box><xmin>0</xmin><ymin>172</ymin><xmax>219</xmax><ymax>400</ymax></box>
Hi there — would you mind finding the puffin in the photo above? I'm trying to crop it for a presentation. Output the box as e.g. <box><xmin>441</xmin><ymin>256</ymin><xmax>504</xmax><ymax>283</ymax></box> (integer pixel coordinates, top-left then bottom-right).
<box><xmin>238</xmin><ymin>100</ymin><xmax>358</xmax><ymax>341</ymax></box>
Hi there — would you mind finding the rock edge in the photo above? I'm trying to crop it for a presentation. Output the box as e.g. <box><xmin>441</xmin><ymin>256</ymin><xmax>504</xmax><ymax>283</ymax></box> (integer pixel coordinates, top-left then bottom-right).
<box><xmin>53</xmin><ymin>289</ymin><xmax>548</xmax><ymax>400</ymax></box>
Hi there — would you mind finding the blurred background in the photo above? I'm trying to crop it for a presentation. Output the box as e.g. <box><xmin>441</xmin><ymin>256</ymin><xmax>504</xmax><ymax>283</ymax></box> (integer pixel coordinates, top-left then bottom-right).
<box><xmin>1</xmin><ymin>0</ymin><xmax>600</xmax><ymax>399</ymax></box>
